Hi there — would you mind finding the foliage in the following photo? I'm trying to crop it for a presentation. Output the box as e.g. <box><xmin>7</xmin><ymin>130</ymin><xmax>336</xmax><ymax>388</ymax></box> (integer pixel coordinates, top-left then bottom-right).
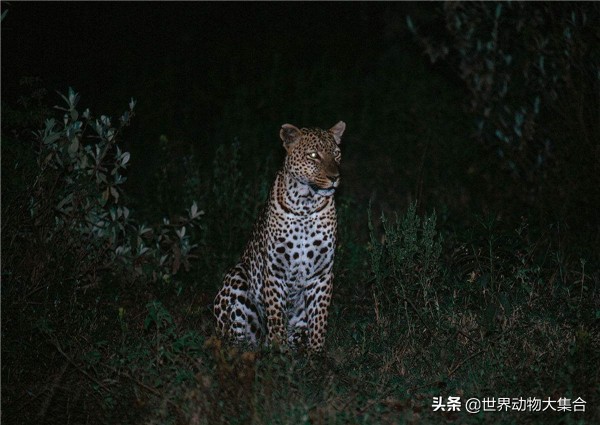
<box><xmin>1</xmin><ymin>89</ymin><xmax>203</xmax><ymax>423</ymax></box>
<box><xmin>3</xmin><ymin>88</ymin><xmax>202</xmax><ymax>292</ymax></box>
<box><xmin>363</xmin><ymin>203</ymin><xmax>599</xmax><ymax>423</ymax></box>
<box><xmin>407</xmin><ymin>2</ymin><xmax>600</xmax><ymax>251</ymax></box>
<box><xmin>408</xmin><ymin>2</ymin><xmax>599</xmax><ymax>182</ymax></box>
<box><xmin>368</xmin><ymin>202</ymin><xmax>444</xmax><ymax>333</ymax></box>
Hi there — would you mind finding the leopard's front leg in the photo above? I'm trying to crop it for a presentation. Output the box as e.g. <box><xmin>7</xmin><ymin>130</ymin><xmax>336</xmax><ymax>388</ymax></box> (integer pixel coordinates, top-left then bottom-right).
<box><xmin>262</xmin><ymin>277</ymin><xmax>287</xmax><ymax>347</ymax></box>
<box><xmin>306</xmin><ymin>274</ymin><xmax>333</xmax><ymax>353</ymax></box>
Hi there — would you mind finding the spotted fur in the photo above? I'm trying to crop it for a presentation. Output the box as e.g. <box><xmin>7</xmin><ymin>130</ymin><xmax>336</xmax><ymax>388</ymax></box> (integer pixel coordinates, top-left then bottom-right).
<box><xmin>213</xmin><ymin>121</ymin><xmax>346</xmax><ymax>353</ymax></box>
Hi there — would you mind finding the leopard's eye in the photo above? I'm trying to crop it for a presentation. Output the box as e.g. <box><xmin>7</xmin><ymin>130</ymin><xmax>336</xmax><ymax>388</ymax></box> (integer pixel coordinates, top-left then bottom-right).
<box><xmin>308</xmin><ymin>152</ymin><xmax>318</xmax><ymax>159</ymax></box>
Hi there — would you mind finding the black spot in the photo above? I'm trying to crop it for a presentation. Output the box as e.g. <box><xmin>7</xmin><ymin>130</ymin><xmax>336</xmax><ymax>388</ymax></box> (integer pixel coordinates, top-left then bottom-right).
<box><xmin>307</xmin><ymin>250</ymin><xmax>314</xmax><ymax>259</ymax></box>
<box><xmin>314</xmin><ymin>240</ymin><xmax>322</xmax><ymax>246</ymax></box>
<box><xmin>276</xmin><ymin>246</ymin><xmax>285</xmax><ymax>254</ymax></box>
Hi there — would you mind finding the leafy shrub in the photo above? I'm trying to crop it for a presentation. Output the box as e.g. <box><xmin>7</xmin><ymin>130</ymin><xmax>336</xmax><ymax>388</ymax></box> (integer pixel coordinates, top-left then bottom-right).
<box><xmin>1</xmin><ymin>87</ymin><xmax>204</xmax><ymax>423</ymax></box>
<box><xmin>3</xmin><ymin>87</ymin><xmax>202</xmax><ymax>295</ymax></box>
<box><xmin>368</xmin><ymin>202</ymin><xmax>444</xmax><ymax>335</ymax></box>
<box><xmin>408</xmin><ymin>2</ymin><xmax>599</xmax><ymax>181</ymax></box>
<box><xmin>364</xmin><ymin>200</ymin><xmax>599</xmax><ymax>421</ymax></box>
<box><xmin>407</xmin><ymin>2</ymin><xmax>600</xmax><ymax>253</ymax></box>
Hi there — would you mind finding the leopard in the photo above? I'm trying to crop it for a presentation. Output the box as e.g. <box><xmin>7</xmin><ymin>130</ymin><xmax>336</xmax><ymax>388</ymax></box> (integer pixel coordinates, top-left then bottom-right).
<box><xmin>213</xmin><ymin>121</ymin><xmax>346</xmax><ymax>353</ymax></box>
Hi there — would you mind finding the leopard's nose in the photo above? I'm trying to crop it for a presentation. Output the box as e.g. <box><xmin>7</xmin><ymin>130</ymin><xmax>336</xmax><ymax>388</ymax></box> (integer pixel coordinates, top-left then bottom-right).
<box><xmin>326</xmin><ymin>162</ymin><xmax>340</xmax><ymax>184</ymax></box>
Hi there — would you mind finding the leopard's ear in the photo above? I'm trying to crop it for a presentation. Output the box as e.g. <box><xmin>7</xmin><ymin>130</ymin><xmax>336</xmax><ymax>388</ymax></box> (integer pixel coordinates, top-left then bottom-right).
<box><xmin>280</xmin><ymin>124</ymin><xmax>302</xmax><ymax>150</ymax></box>
<box><xmin>329</xmin><ymin>121</ymin><xmax>346</xmax><ymax>145</ymax></box>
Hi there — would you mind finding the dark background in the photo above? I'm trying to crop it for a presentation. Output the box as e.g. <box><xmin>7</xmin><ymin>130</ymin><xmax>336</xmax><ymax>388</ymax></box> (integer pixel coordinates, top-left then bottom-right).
<box><xmin>2</xmin><ymin>2</ymin><xmax>402</xmax><ymax>98</ymax></box>
<box><xmin>2</xmin><ymin>2</ymin><xmax>416</xmax><ymax>198</ymax></box>
<box><xmin>2</xmin><ymin>2</ymin><xmax>397</xmax><ymax>136</ymax></box>
<box><xmin>3</xmin><ymin>1</ymin><xmax>468</xmax><ymax>218</ymax></box>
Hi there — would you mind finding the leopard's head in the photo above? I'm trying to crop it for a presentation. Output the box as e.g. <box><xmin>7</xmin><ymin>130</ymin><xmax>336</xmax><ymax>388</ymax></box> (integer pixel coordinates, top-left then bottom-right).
<box><xmin>280</xmin><ymin>121</ymin><xmax>345</xmax><ymax>197</ymax></box>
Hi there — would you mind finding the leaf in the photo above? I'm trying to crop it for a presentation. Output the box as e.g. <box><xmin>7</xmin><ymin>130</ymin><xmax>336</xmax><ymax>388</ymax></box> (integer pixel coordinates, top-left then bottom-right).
<box><xmin>44</xmin><ymin>118</ymin><xmax>57</xmax><ymax>131</ymax></box>
<box><xmin>533</xmin><ymin>96</ymin><xmax>541</xmax><ymax>114</ymax></box>
<box><xmin>190</xmin><ymin>202</ymin><xmax>198</xmax><ymax>218</ymax></box>
<box><xmin>97</xmin><ymin>172</ymin><xmax>108</xmax><ymax>184</ymax></box>
<box><xmin>495</xmin><ymin>3</ymin><xmax>502</xmax><ymax>19</ymax></box>
<box><xmin>94</xmin><ymin>120</ymin><xmax>104</xmax><ymax>136</ymax></box>
<box><xmin>56</xmin><ymin>90</ymin><xmax>70</xmax><ymax>107</ymax></box>
<box><xmin>121</xmin><ymin>111</ymin><xmax>129</xmax><ymax>124</ymax></box>
<box><xmin>406</xmin><ymin>15</ymin><xmax>415</xmax><ymax>34</ymax></box>
<box><xmin>43</xmin><ymin>133</ymin><xmax>61</xmax><ymax>145</ymax></box>
<box><xmin>68</xmin><ymin>137</ymin><xmax>79</xmax><ymax>155</ymax></box>
<box><xmin>110</xmin><ymin>186</ymin><xmax>119</xmax><ymax>201</ymax></box>
<box><xmin>56</xmin><ymin>193</ymin><xmax>73</xmax><ymax>212</ymax></box>
<box><xmin>68</xmin><ymin>87</ymin><xmax>76</xmax><ymax>104</ymax></box>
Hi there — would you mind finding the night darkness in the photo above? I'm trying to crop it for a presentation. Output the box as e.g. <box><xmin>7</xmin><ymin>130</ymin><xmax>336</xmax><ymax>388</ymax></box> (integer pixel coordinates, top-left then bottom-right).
<box><xmin>2</xmin><ymin>2</ymin><xmax>392</xmax><ymax>116</ymax></box>
<box><xmin>2</xmin><ymin>2</ymin><xmax>599</xmax><ymax>424</ymax></box>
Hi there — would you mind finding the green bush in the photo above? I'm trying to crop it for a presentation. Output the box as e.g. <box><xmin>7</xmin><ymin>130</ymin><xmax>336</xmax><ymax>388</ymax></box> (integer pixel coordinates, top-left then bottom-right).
<box><xmin>407</xmin><ymin>2</ymin><xmax>600</xmax><ymax>253</ymax></box>
<box><xmin>1</xmin><ymin>88</ymin><xmax>204</xmax><ymax>423</ymax></box>
<box><xmin>2</xmin><ymin>87</ymin><xmax>202</xmax><ymax>292</ymax></box>
<box><xmin>408</xmin><ymin>3</ymin><xmax>599</xmax><ymax>179</ymax></box>
<box><xmin>363</xmin><ymin>199</ymin><xmax>598</xmax><ymax>421</ymax></box>
<box><xmin>368</xmin><ymin>202</ymin><xmax>444</xmax><ymax>334</ymax></box>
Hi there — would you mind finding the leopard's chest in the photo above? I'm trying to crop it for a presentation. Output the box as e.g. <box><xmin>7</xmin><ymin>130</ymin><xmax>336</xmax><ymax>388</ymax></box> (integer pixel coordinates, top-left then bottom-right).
<box><xmin>265</xmin><ymin>207</ymin><xmax>336</xmax><ymax>288</ymax></box>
